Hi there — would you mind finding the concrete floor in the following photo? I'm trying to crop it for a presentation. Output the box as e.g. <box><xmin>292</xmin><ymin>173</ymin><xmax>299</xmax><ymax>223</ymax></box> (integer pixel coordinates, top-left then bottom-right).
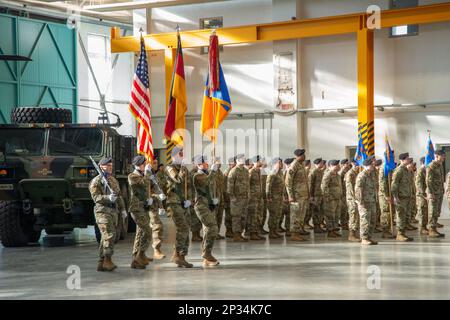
<box><xmin>1</xmin><ymin>217</ymin><xmax>450</xmax><ymax>300</ymax></box>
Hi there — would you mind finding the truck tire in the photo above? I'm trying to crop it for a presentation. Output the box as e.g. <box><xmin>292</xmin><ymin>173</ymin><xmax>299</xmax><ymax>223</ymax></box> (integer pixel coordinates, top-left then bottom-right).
<box><xmin>0</xmin><ymin>201</ymin><xmax>37</xmax><ymax>247</ymax></box>
<box><xmin>10</xmin><ymin>107</ymin><xmax>72</xmax><ymax>124</ymax></box>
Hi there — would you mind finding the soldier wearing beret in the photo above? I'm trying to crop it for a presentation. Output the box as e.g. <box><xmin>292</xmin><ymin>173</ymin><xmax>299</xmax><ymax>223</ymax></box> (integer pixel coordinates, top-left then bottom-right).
<box><xmin>223</xmin><ymin>156</ymin><xmax>236</xmax><ymax>238</ymax></box>
<box><xmin>165</xmin><ymin>146</ymin><xmax>194</xmax><ymax>268</ymax></box>
<box><xmin>355</xmin><ymin>156</ymin><xmax>378</xmax><ymax>245</ymax></box>
<box><xmin>321</xmin><ymin>160</ymin><xmax>342</xmax><ymax>238</ymax></box>
<box><xmin>247</xmin><ymin>155</ymin><xmax>264</xmax><ymax>240</ymax></box>
<box><xmin>426</xmin><ymin>149</ymin><xmax>446</xmax><ymax>238</ymax></box>
<box><xmin>338</xmin><ymin>159</ymin><xmax>351</xmax><ymax>231</ymax></box>
<box><xmin>227</xmin><ymin>154</ymin><xmax>250</xmax><ymax>241</ymax></box>
<box><xmin>89</xmin><ymin>157</ymin><xmax>126</xmax><ymax>272</ymax></box>
<box><xmin>391</xmin><ymin>153</ymin><xmax>414</xmax><ymax>242</ymax></box>
<box><xmin>285</xmin><ymin>149</ymin><xmax>310</xmax><ymax>241</ymax></box>
<box><xmin>192</xmin><ymin>155</ymin><xmax>220</xmax><ymax>266</ymax></box>
<box><xmin>266</xmin><ymin>157</ymin><xmax>284</xmax><ymax>238</ymax></box>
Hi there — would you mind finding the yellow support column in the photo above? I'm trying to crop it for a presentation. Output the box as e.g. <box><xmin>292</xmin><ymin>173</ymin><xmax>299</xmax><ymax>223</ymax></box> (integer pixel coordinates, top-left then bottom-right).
<box><xmin>164</xmin><ymin>48</ymin><xmax>176</xmax><ymax>164</ymax></box>
<box><xmin>357</xmin><ymin>23</ymin><xmax>374</xmax><ymax>156</ymax></box>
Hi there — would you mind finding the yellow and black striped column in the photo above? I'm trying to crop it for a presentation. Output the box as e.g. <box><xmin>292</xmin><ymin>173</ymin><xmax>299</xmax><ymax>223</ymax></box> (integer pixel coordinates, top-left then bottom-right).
<box><xmin>357</xmin><ymin>19</ymin><xmax>375</xmax><ymax>156</ymax></box>
<box><xmin>165</xmin><ymin>140</ymin><xmax>175</xmax><ymax>164</ymax></box>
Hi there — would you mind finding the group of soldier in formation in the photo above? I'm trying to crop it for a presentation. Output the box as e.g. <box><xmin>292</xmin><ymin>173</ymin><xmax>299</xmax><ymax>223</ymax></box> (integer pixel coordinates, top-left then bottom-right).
<box><xmin>88</xmin><ymin>146</ymin><xmax>448</xmax><ymax>272</ymax></box>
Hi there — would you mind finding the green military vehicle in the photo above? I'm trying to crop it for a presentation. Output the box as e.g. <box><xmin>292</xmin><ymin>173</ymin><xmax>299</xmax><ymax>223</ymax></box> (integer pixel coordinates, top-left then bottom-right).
<box><xmin>0</xmin><ymin>107</ymin><xmax>136</xmax><ymax>247</ymax></box>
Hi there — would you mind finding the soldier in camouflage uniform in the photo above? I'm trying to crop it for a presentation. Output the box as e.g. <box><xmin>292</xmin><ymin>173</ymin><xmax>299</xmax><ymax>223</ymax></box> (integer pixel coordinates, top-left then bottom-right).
<box><xmin>165</xmin><ymin>146</ymin><xmax>193</xmax><ymax>268</ymax></box>
<box><xmin>266</xmin><ymin>157</ymin><xmax>284</xmax><ymax>239</ymax></box>
<box><xmin>227</xmin><ymin>154</ymin><xmax>250</xmax><ymax>242</ymax></box>
<box><xmin>189</xmin><ymin>161</ymin><xmax>203</xmax><ymax>242</ymax></box>
<box><xmin>426</xmin><ymin>150</ymin><xmax>446</xmax><ymax>238</ymax></box>
<box><xmin>378</xmin><ymin>160</ymin><xmax>395</xmax><ymax>239</ymax></box>
<box><xmin>345</xmin><ymin>159</ymin><xmax>360</xmax><ymax>242</ymax></box>
<box><xmin>128</xmin><ymin>156</ymin><xmax>165</xmax><ymax>269</ymax></box>
<box><xmin>248</xmin><ymin>155</ymin><xmax>264</xmax><ymax>240</ymax></box>
<box><xmin>338</xmin><ymin>159</ymin><xmax>351</xmax><ymax>230</ymax></box>
<box><xmin>355</xmin><ymin>156</ymin><xmax>378</xmax><ymax>245</ymax></box>
<box><xmin>279</xmin><ymin>158</ymin><xmax>293</xmax><ymax>236</ymax></box>
<box><xmin>89</xmin><ymin>157</ymin><xmax>126</xmax><ymax>272</ymax></box>
<box><xmin>406</xmin><ymin>162</ymin><xmax>418</xmax><ymax>231</ymax></box>
<box><xmin>260</xmin><ymin>158</ymin><xmax>269</xmax><ymax>235</ymax></box>
<box><xmin>308</xmin><ymin>158</ymin><xmax>326</xmax><ymax>234</ymax></box>
<box><xmin>391</xmin><ymin>153</ymin><xmax>414</xmax><ymax>242</ymax></box>
<box><xmin>192</xmin><ymin>155</ymin><xmax>220</xmax><ymax>267</ymax></box>
<box><xmin>209</xmin><ymin>156</ymin><xmax>225</xmax><ymax>240</ymax></box>
<box><xmin>223</xmin><ymin>157</ymin><xmax>236</xmax><ymax>238</ymax></box>
<box><xmin>416</xmin><ymin>157</ymin><xmax>429</xmax><ymax>235</ymax></box>
<box><xmin>373</xmin><ymin>159</ymin><xmax>384</xmax><ymax>233</ymax></box>
<box><xmin>285</xmin><ymin>149</ymin><xmax>310</xmax><ymax>241</ymax></box>
<box><xmin>155</xmin><ymin>162</ymin><xmax>168</xmax><ymax>212</ymax></box>
<box><xmin>321</xmin><ymin>160</ymin><xmax>342</xmax><ymax>238</ymax></box>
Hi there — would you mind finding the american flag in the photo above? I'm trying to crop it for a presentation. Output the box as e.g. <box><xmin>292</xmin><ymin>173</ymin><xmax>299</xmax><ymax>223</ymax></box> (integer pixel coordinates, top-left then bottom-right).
<box><xmin>129</xmin><ymin>36</ymin><xmax>153</xmax><ymax>160</ymax></box>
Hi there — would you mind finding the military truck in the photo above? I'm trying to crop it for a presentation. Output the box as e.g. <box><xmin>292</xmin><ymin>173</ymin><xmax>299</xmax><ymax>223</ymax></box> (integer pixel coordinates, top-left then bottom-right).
<box><xmin>0</xmin><ymin>107</ymin><xmax>136</xmax><ymax>247</ymax></box>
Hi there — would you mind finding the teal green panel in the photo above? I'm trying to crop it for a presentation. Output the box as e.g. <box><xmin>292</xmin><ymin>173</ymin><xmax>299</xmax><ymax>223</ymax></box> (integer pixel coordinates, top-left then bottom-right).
<box><xmin>20</xmin><ymin>85</ymin><xmax>43</xmax><ymax>107</ymax></box>
<box><xmin>0</xmin><ymin>15</ymin><xmax>17</xmax><ymax>83</ymax></box>
<box><xmin>0</xmin><ymin>83</ymin><xmax>17</xmax><ymax>123</ymax></box>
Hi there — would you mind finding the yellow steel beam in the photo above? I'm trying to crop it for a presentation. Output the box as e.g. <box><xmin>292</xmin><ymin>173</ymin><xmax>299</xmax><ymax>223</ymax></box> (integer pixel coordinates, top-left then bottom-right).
<box><xmin>111</xmin><ymin>2</ymin><xmax>450</xmax><ymax>53</ymax></box>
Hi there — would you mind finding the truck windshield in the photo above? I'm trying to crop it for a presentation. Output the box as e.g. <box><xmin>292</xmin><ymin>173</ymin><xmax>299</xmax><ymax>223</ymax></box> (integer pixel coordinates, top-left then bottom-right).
<box><xmin>0</xmin><ymin>129</ymin><xmax>45</xmax><ymax>156</ymax></box>
<box><xmin>48</xmin><ymin>128</ymin><xmax>103</xmax><ymax>155</ymax></box>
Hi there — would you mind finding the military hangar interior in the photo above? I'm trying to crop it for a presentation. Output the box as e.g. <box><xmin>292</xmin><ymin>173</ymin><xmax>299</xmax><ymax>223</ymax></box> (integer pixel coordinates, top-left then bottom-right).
<box><xmin>1</xmin><ymin>0</ymin><xmax>450</xmax><ymax>301</ymax></box>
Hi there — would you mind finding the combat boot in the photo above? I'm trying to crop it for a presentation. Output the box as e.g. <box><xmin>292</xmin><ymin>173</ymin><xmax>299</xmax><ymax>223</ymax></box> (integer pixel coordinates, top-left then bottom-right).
<box><xmin>299</xmin><ymin>227</ymin><xmax>310</xmax><ymax>236</ymax></box>
<box><xmin>97</xmin><ymin>258</ymin><xmax>105</xmax><ymax>272</ymax></box>
<box><xmin>172</xmin><ymin>252</ymin><xmax>193</xmax><ymax>268</ymax></box>
<box><xmin>103</xmin><ymin>256</ymin><xmax>117</xmax><ymax>271</ymax></box>
<box><xmin>290</xmin><ymin>232</ymin><xmax>306</xmax><ymax>242</ymax></box>
<box><xmin>314</xmin><ymin>225</ymin><xmax>325</xmax><ymax>234</ymax></box>
<box><xmin>233</xmin><ymin>233</ymin><xmax>248</xmax><ymax>242</ymax></box>
<box><xmin>269</xmin><ymin>231</ymin><xmax>282</xmax><ymax>239</ymax></box>
<box><xmin>361</xmin><ymin>239</ymin><xmax>375</xmax><ymax>245</ymax></box>
<box><xmin>131</xmin><ymin>256</ymin><xmax>146</xmax><ymax>269</ymax></box>
<box><xmin>260</xmin><ymin>228</ymin><xmax>269</xmax><ymax>235</ymax></box>
<box><xmin>327</xmin><ymin>231</ymin><xmax>339</xmax><ymax>238</ymax></box>
<box><xmin>225</xmin><ymin>229</ymin><xmax>234</xmax><ymax>238</ymax></box>
<box><xmin>419</xmin><ymin>227</ymin><xmax>429</xmax><ymax>235</ymax></box>
<box><xmin>437</xmin><ymin>222</ymin><xmax>444</xmax><ymax>228</ymax></box>
<box><xmin>179</xmin><ymin>255</ymin><xmax>194</xmax><ymax>268</ymax></box>
<box><xmin>250</xmin><ymin>232</ymin><xmax>263</xmax><ymax>240</ymax></box>
<box><xmin>153</xmin><ymin>248</ymin><xmax>166</xmax><ymax>260</ymax></box>
<box><xmin>332</xmin><ymin>230</ymin><xmax>342</xmax><ymax>237</ymax></box>
<box><xmin>348</xmin><ymin>230</ymin><xmax>360</xmax><ymax>242</ymax></box>
<box><xmin>396</xmin><ymin>233</ymin><xmax>413</xmax><ymax>242</ymax></box>
<box><xmin>278</xmin><ymin>226</ymin><xmax>286</xmax><ymax>233</ymax></box>
<box><xmin>428</xmin><ymin>227</ymin><xmax>445</xmax><ymax>238</ymax></box>
<box><xmin>202</xmin><ymin>252</ymin><xmax>219</xmax><ymax>267</ymax></box>
<box><xmin>191</xmin><ymin>231</ymin><xmax>203</xmax><ymax>242</ymax></box>
<box><xmin>382</xmin><ymin>230</ymin><xmax>395</xmax><ymax>239</ymax></box>
<box><xmin>305</xmin><ymin>222</ymin><xmax>314</xmax><ymax>230</ymax></box>
<box><xmin>139</xmin><ymin>251</ymin><xmax>153</xmax><ymax>264</ymax></box>
<box><xmin>406</xmin><ymin>224</ymin><xmax>418</xmax><ymax>231</ymax></box>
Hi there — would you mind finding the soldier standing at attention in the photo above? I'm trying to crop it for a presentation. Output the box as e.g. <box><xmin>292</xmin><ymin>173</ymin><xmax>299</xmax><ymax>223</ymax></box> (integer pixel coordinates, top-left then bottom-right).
<box><xmin>321</xmin><ymin>160</ymin><xmax>342</xmax><ymax>238</ymax></box>
<box><xmin>89</xmin><ymin>157</ymin><xmax>126</xmax><ymax>272</ymax></box>
<box><xmin>248</xmin><ymin>155</ymin><xmax>264</xmax><ymax>240</ymax></box>
<box><xmin>345</xmin><ymin>159</ymin><xmax>360</xmax><ymax>242</ymax></box>
<box><xmin>192</xmin><ymin>155</ymin><xmax>220</xmax><ymax>267</ymax></box>
<box><xmin>128</xmin><ymin>156</ymin><xmax>161</xmax><ymax>269</ymax></box>
<box><xmin>285</xmin><ymin>149</ymin><xmax>310</xmax><ymax>241</ymax></box>
<box><xmin>227</xmin><ymin>154</ymin><xmax>250</xmax><ymax>242</ymax></box>
<box><xmin>338</xmin><ymin>159</ymin><xmax>351</xmax><ymax>230</ymax></box>
<box><xmin>308</xmin><ymin>158</ymin><xmax>326</xmax><ymax>234</ymax></box>
<box><xmin>406</xmin><ymin>162</ymin><xmax>418</xmax><ymax>231</ymax></box>
<box><xmin>190</xmin><ymin>159</ymin><xmax>203</xmax><ymax>243</ymax></box>
<box><xmin>355</xmin><ymin>156</ymin><xmax>378</xmax><ymax>245</ymax></box>
<box><xmin>279</xmin><ymin>158</ymin><xmax>293</xmax><ymax>236</ymax></box>
<box><xmin>378</xmin><ymin>160</ymin><xmax>395</xmax><ymax>239</ymax></box>
<box><xmin>391</xmin><ymin>153</ymin><xmax>414</xmax><ymax>242</ymax></box>
<box><xmin>223</xmin><ymin>156</ymin><xmax>236</xmax><ymax>238</ymax></box>
<box><xmin>209</xmin><ymin>157</ymin><xmax>226</xmax><ymax>240</ymax></box>
<box><xmin>426</xmin><ymin>150</ymin><xmax>446</xmax><ymax>238</ymax></box>
<box><xmin>260</xmin><ymin>158</ymin><xmax>269</xmax><ymax>235</ymax></box>
<box><xmin>266</xmin><ymin>157</ymin><xmax>284</xmax><ymax>239</ymax></box>
<box><xmin>416</xmin><ymin>157</ymin><xmax>429</xmax><ymax>235</ymax></box>
<box><xmin>165</xmin><ymin>146</ymin><xmax>193</xmax><ymax>268</ymax></box>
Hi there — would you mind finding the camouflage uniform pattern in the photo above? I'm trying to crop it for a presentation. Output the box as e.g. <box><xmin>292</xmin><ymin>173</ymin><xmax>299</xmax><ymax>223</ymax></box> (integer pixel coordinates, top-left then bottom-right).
<box><xmin>260</xmin><ymin>171</ymin><xmax>268</xmax><ymax>230</ymax></box>
<box><xmin>426</xmin><ymin>161</ymin><xmax>444</xmax><ymax>228</ymax></box>
<box><xmin>227</xmin><ymin>165</ymin><xmax>250</xmax><ymax>233</ymax></box>
<box><xmin>193</xmin><ymin>169</ymin><xmax>218</xmax><ymax>256</ymax></box>
<box><xmin>147</xmin><ymin>172</ymin><xmax>164</xmax><ymax>250</ymax></box>
<box><xmin>345</xmin><ymin>167</ymin><xmax>359</xmax><ymax>232</ymax></box>
<box><xmin>89</xmin><ymin>174</ymin><xmax>124</xmax><ymax>258</ymax></box>
<box><xmin>409</xmin><ymin>170</ymin><xmax>417</xmax><ymax>224</ymax></box>
<box><xmin>391</xmin><ymin>164</ymin><xmax>412</xmax><ymax>233</ymax></box>
<box><xmin>266</xmin><ymin>169</ymin><xmax>284</xmax><ymax>232</ymax></box>
<box><xmin>308</xmin><ymin>167</ymin><xmax>324</xmax><ymax>226</ymax></box>
<box><xmin>210</xmin><ymin>168</ymin><xmax>225</xmax><ymax>232</ymax></box>
<box><xmin>285</xmin><ymin>159</ymin><xmax>309</xmax><ymax>233</ymax></box>
<box><xmin>339</xmin><ymin>166</ymin><xmax>350</xmax><ymax>226</ymax></box>
<box><xmin>189</xmin><ymin>167</ymin><xmax>202</xmax><ymax>233</ymax></box>
<box><xmin>355</xmin><ymin>169</ymin><xmax>377</xmax><ymax>240</ymax></box>
<box><xmin>415</xmin><ymin>165</ymin><xmax>428</xmax><ymax>228</ymax></box>
<box><xmin>280</xmin><ymin>171</ymin><xmax>291</xmax><ymax>231</ymax></box>
<box><xmin>321</xmin><ymin>170</ymin><xmax>342</xmax><ymax>232</ymax></box>
<box><xmin>223</xmin><ymin>166</ymin><xmax>233</xmax><ymax>234</ymax></box>
<box><xmin>247</xmin><ymin>166</ymin><xmax>262</xmax><ymax>233</ymax></box>
<box><xmin>373</xmin><ymin>169</ymin><xmax>381</xmax><ymax>226</ymax></box>
<box><xmin>378</xmin><ymin>166</ymin><xmax>392</xmax><ymax>230</ymax></box>
<box><xmin>165</xmin><ymin>164</ymin><xmax>191</xmax><ymax>255</ymax></box>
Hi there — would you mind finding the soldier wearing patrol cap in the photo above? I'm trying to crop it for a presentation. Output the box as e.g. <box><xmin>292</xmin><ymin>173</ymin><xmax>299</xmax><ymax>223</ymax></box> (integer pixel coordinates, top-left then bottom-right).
<box><xmin>223</xmin><ymin>156</ymin><xmax>236</xmax><ymax>238</ymax></box>
<box><xmin>285</xmin><ymin>149</ymin><xmax>310</xmax><ymax>241</ymax></box>
<box><xmin>165</xmin><ymin>146</ymin><xmax>194</xmax><ymax>268</ymax></box>
<box><xmin>128</xmin><ymin>155</ymin><xmax>166</xmax><ymax>269</ymax></box>
<box><xmin>321</xmin><ymin>160</ymin><xmax>342</xmax><ymax>238</ymax></box>
<box><xmin>355</xmin><ymin>156</ymin><xmax>378</xmax><ymax>245</ymax></box>
<box><xmin>247</xmin><ymin>155</ymin><xmax>264</xmax><ymax>240</ymax></box>
<box><xmin>227</xmin><ymin>154</ymin><xmax>250</xmax><ymax>241</ymax></box>
<box><xmin>89</xmin><ymin>157</ymin><xmax>126</xmax><ymax>272</ymax></box>
<box><xmin>426</xmin><ymin>149</ymin><xmax>446</xmax><ymax>238</ymax></box>
<box><xmin>391</xmin><ymin>152</ymin><xmax>414</xmax><ymax>242</ymax></box>
<box><xmin>192</xmin><ymin>155</ymin><xmax>220</xmax><ymax>267</ymax></box>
